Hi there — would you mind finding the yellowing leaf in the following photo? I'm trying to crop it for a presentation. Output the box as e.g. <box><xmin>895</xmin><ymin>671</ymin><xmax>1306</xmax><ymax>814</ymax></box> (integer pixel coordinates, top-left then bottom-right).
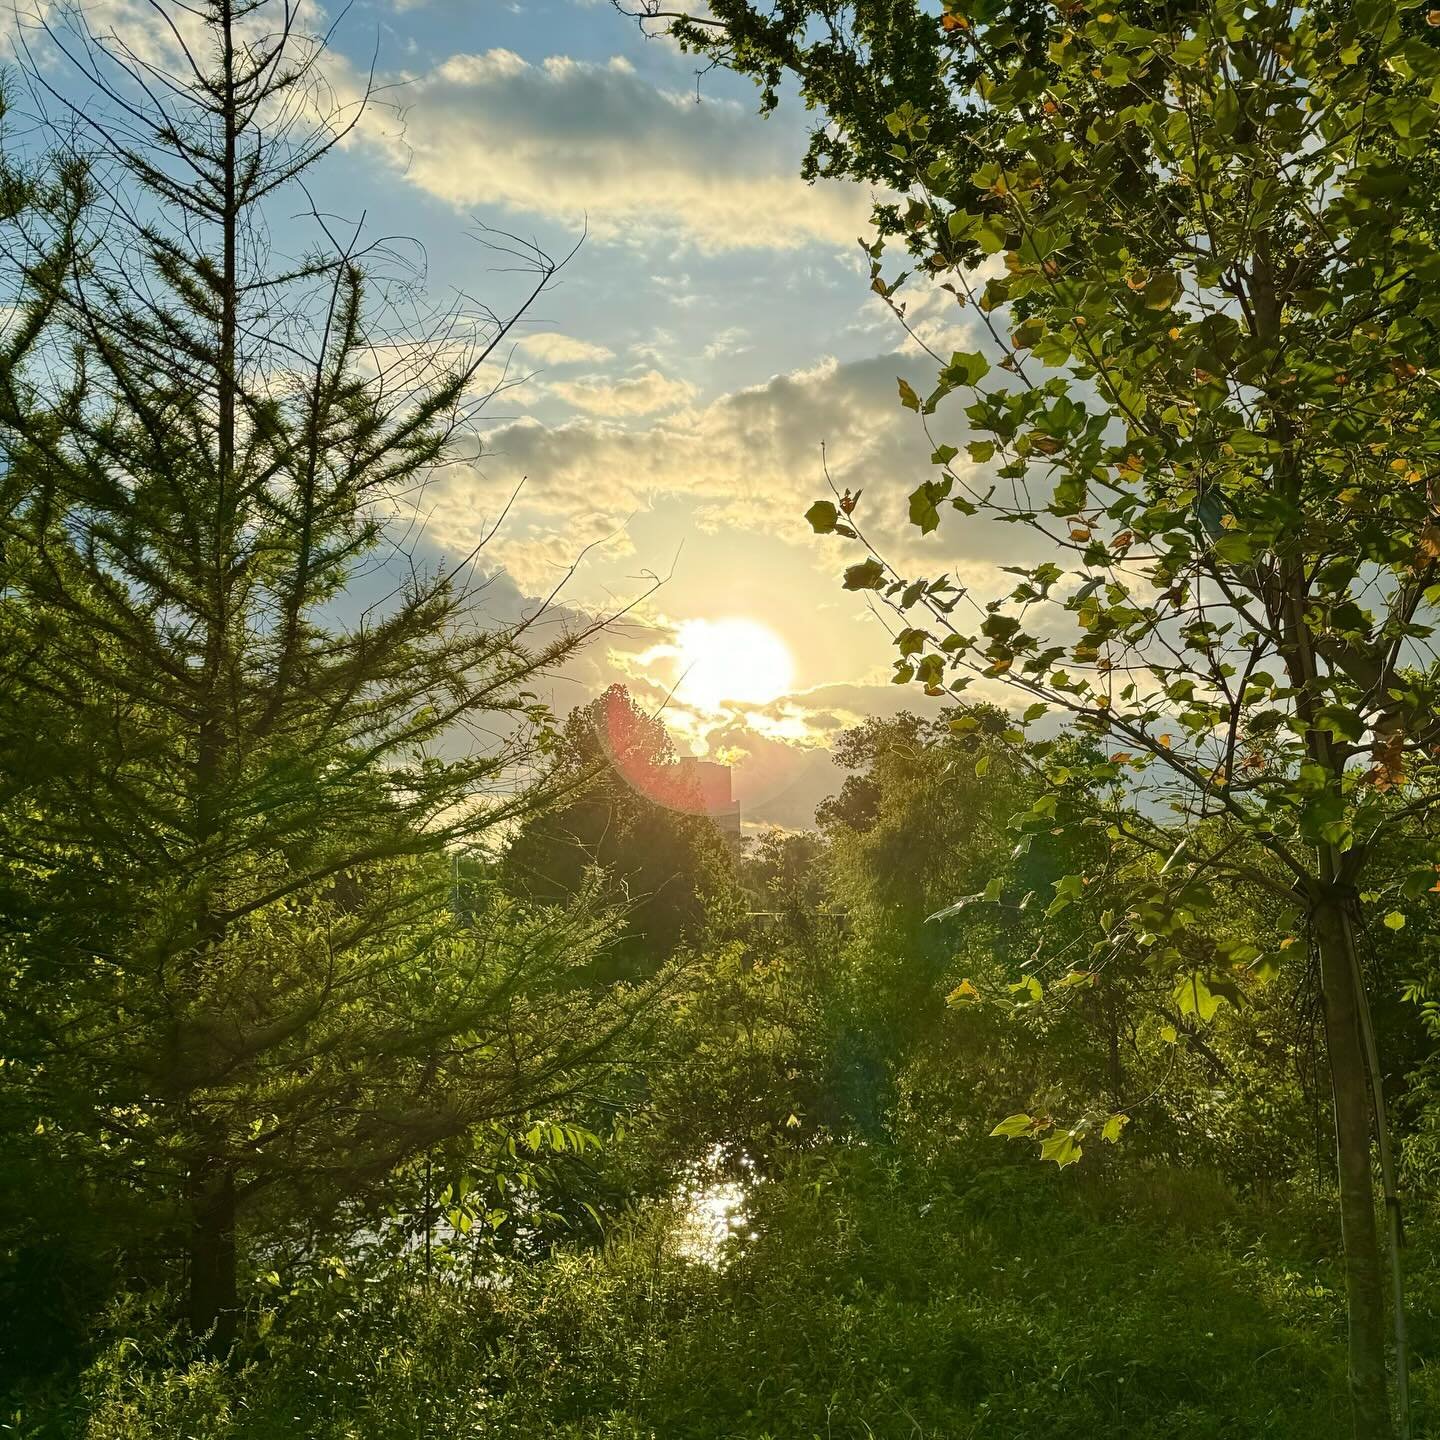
<box><xmin>1101</xmin><ymin>1113</ymin><xmax>1129</xmax><ymax>1143</ymax></box>
<box><xmin>946</xmin><ymin>979</ymin><xmax>982</xmax><ymax>1005</ymax></box>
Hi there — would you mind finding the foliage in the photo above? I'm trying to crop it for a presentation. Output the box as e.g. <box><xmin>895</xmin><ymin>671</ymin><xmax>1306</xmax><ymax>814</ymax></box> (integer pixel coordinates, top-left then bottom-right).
<box><xmin>9</xmin><ymin>0</ymin><xmax>1440</xmax><ymax>1432</ymax></box>
<box><xmin>21</xmin><ymin>1144</ymin><xmax>1440</xmax><ymax>1439</ymax></box>
<box><xmin>502</xmin><ymin>686</ymin><xmax>738</xmax><ymax>980</ymax></box>
<box><xmin>643</xmin><ymin>0</ymin><xmax>1440</xmax><ymax>1425</ymax></box>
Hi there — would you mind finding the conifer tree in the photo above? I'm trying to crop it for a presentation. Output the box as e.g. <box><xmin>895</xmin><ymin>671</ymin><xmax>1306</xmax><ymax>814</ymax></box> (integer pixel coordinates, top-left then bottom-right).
<box><xmin>0</xmin><ymin>0</ymin><xmax>637</xmax><ymax>1347</ymax></box>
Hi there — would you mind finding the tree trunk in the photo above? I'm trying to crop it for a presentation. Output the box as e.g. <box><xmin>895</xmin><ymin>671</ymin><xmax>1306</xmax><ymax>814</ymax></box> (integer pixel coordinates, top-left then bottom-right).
<box><xmin>184</xmin><ymin>0</ymin><xmax>241</xmax><ymax>1360</ymax></box>
<box><xmin>1314</xmin><ymin>897</ymin><xmax>1393</xmax><ymax>1438</ymax></box>
<box><xmin>187</xmin><ymin>1163</ymin><xmax>238</xmax><ymax>1352</ymax></box>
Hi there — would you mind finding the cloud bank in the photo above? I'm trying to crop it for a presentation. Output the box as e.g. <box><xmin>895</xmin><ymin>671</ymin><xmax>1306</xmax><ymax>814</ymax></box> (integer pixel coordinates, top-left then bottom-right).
<box><xmin>373</xmin><ymin>50</ymin><xmax>872</xmax><ymax>251</ymax></box>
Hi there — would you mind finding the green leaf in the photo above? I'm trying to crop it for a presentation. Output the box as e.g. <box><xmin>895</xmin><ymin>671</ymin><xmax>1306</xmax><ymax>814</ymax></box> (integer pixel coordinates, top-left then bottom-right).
<box><xmin>898</xmin><ymin>377</ymin><xmax>921</xmax><ymax>411</ymax></box>
<box><xmin>1052</xmin><ymin>474</ymin><xmax>1087</xmax><ymax>514</ymax></box>
<box><xmin>843</xmin><ymin>559</ymin><xmax>886</xmax><ymax>591</ymax></box>
<box><xmin>975</xmin><ymin>754</ymin><xmax>992</xmax><ymax>777</ymax></box>
<box><xmin>805</xmin><ymin>500</ymin><xmax>839</xmax><ymax>534</ymax></box>
<box><xmin>1212</xmin><ymin>533</ymin><xmax>1257</xmax><ymax>564</ymax></box>
<box><xmin>1101</xmin><ymin>1113</ymin><xmax>1129</xmax><ymax>1144</ymax></box>
<box><xmin>990</xmin><ymin>1112</ymin><xmax>1034</xmax><ymax>1138</ymax></box>
<box><xmin>1142</xmin><ymin>271</ymin><xmax>1180</xmax><ymax>310</ymax></box>
<box><xmin>909</xmin><ymin>482</ymin><xmax>942</xmax><ymax>534</ymax></box>
<box><xmin>976</xmin><ymin>218</ymin><xmax>1007</xmax><ymax>254</ymax></box>
<box><xmin>1381</xmin><ymin>95</ymin><xmax>1439</xmax><ymax>138</ymax></box>
<box><xmin>1009</xmin><ymin>974</ymin><xmax>1043</xmax><ymax>1003</ymax></box>
<box><xmin>946</xmin><ymin>350</ymin><xmax>991</xmax><ymax>387</ymax></box>
<box><xmin>1040</xmin><ymin>1131</ymin><xmax>1082</xmax><ymax>1168</ymax></box>
<box><xmin>1045</xmin><ymin>872</ymin><xmax>1084</xmax><ymax>917</ymax></box>
<box><xmin>1384</xmin><ymin>911</ymin><xmax>1406</xmax><ymax>931</ymax></box>
<box><xmin>1173</xmin><ymin>972</ymin><xmax>1224</xmax><ymax>1023</ymax></box>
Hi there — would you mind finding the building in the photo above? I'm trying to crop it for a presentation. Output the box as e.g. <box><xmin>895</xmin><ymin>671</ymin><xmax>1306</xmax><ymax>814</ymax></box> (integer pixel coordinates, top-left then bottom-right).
<box><xmin>675</xmin><ymin>757</ymin><xmax>742</xmax><ymax>844</ymax></box>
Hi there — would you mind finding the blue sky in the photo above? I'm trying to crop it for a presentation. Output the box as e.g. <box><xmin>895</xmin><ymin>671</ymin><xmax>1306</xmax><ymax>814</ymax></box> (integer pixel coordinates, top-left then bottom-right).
<box><xmin>16</xmin><ymin>0</ymin><xmax>1011</xmax><ymax>826</ymax></box>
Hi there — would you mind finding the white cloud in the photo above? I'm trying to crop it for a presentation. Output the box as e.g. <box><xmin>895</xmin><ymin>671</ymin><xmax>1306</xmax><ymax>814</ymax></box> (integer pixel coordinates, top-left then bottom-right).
<box><xmin>515</xmin><ymin>332</ymin><xmax>616</xmax><ymax>365</ymax></box>
<box><xmin>395</xmin><ymin>343</ymin><xmax>1048</xmax><ymax>598</ymax></box>
<box><xmin>462</xmin><ymin>353</ymin><xmax>913</xmax><ymax>532</ymax></box>
<box><xmin>367</xmin><ymin>49</ymin><xmax>872</xmax><ymax>251</ymax></box>
<box><xmin>486</xmin><ymin>516</ymin><xmax>638</xmax><ymax>593</ymax></box>
<box><xmin>702</xmin><ymin>325</ymin><xmax>751</xmax><ymax>360</ymax></box>
<box><xmin>549</xmin><ymin>368</ymin><xmax>697</xmax><ymax>416</ymax></box>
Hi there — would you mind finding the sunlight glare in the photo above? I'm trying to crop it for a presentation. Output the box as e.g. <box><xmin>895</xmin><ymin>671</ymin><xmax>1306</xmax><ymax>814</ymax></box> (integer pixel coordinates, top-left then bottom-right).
<box><xmin>674</xmin><ymin>617</ymin><xmax>795</xmax><ymax>712</ymax></box>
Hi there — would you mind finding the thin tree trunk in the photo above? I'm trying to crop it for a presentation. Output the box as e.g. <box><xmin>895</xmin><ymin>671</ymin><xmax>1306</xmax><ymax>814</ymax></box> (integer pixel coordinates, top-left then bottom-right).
<box><xmin>1104</xmin><ymin>983</ymin><xmax>1124</xmax><ymax>1109</ymax></box>
<box><xmin>187</xmin><ymin>1162</ymin><xmax>238</xmax><ymax>1351</ymax></box>
<box><xmin>1338</xmin><ymin>899</ymin><xmax>1411</xmax><ymax>1439</ymax></box>
<box><xmin>1277</xmin><ymin>533</ymin><xmax>1403</xmax><ymax>1435</ymax></box>
<box><xmin>184</xmin><ymin>0</ymin><xmax>241</xmax><ymax>1351</ymax></box>
<box><xmin>1314</xmin><ymin>896</ymin><xmax>1393</xmax><ymax>1438</ymax></box>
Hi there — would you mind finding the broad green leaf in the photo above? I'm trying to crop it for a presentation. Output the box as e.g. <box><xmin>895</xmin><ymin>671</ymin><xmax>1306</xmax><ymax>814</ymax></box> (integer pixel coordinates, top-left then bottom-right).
<box><xmin>990</xmin><ymin>1112</ymin><xmax>1034</xmax><ymax>1137</ymax></box>
<box><xmin>946</xmin><ymin>350</ymin><xmax>991</xmax><ymax>386</ymax></box>
<box><xmin>976</xmin><ymin>218</ymin><xmax>1006</xmax><ymax>253</ymax></box>
<box><xmin>909</xmin><ymin>482</ymin><xmax>942</xmax><ymax>534</ymax></box>
<box><xmin>1142</xmin><ymin>271</ymin><xmax>1180</xmax><ymax>310</ymax></box>
<box><xmin>1039</xmin><ymin>1131</ymin><xmax>1082</xmax><ymax>1167</ymax></box>
<box><xmin>1173</xmin><ymin>972</ymin><xmax>1223</xmax><ymax>1023</ymax></box>
<box><xmin>843</xmin><ymin>559</ymin><xmax>886</xmax><ymax>591</ymax></box>
<box><xmin>805</xmin><ymin>500</ymin><xmax>839</xmax><ymax>534</ymax></box>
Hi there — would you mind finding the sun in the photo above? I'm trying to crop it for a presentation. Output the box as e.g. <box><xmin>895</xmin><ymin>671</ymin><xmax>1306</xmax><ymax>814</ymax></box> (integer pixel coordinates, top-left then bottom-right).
<box><xmin>674</xmin><ymin>617</ymin><xmax>795</xmax><ymax>713</ymax></box>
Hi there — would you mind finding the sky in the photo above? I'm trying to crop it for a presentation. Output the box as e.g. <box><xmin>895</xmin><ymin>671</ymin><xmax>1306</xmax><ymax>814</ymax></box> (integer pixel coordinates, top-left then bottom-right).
<box><xmin>12</xmin><ymin>0</ymin><xmax>1019</xmax><ymax>830</ymax></box>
